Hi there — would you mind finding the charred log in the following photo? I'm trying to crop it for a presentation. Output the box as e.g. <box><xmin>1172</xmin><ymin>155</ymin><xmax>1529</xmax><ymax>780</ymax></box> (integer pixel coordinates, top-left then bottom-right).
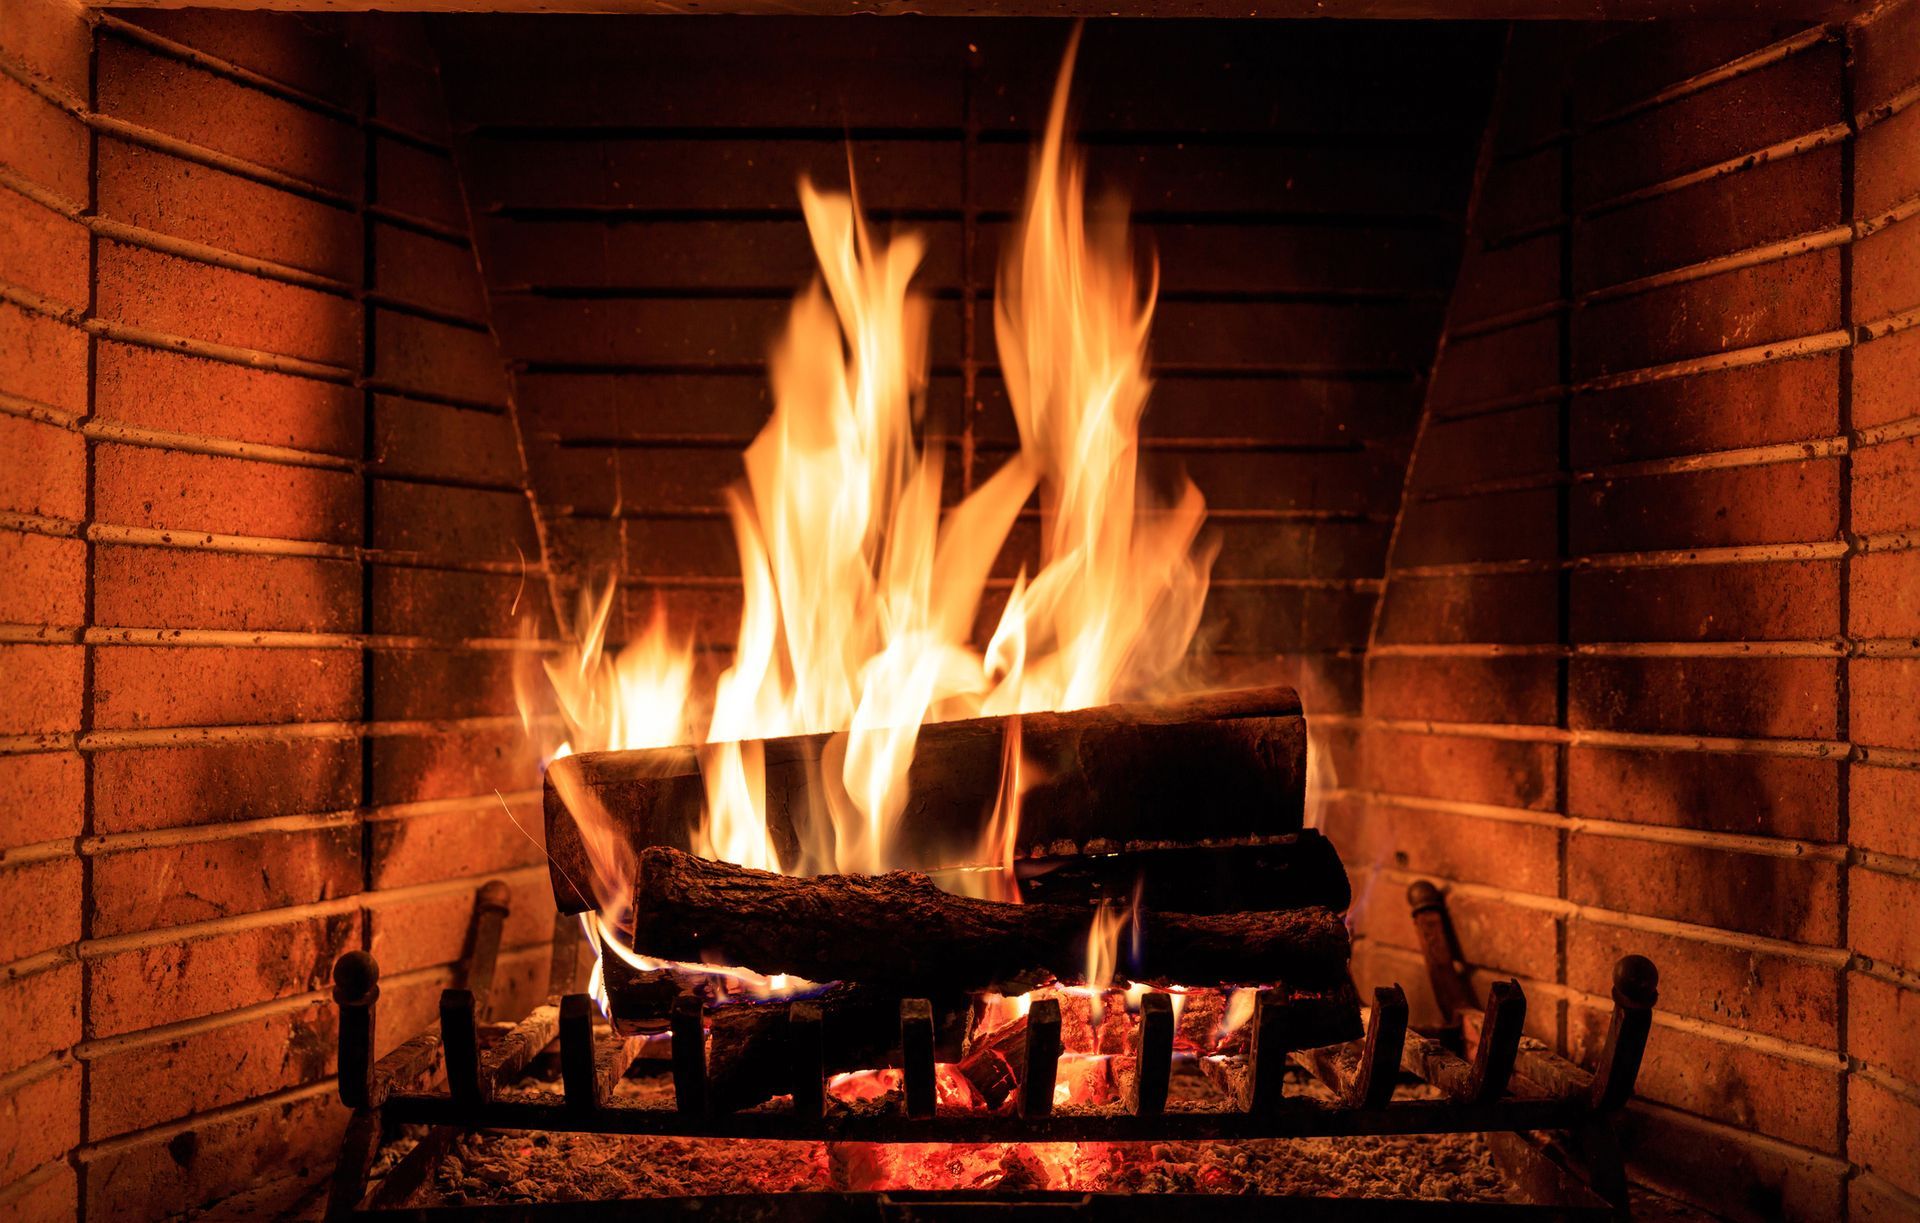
<box><xmin>544</xmin><ymin>686</ymin><xmax>1307</xmax><ymax>915</ymax></box>
<box><xmin>1008</xmin><ymin>830</ymin><xmax>1350</xmax><ymax>914</ymax></box>
<box><xmin>627</xmin><ymin>846</ymin><xmax>1352</xmax><ymax>997</ymax></box>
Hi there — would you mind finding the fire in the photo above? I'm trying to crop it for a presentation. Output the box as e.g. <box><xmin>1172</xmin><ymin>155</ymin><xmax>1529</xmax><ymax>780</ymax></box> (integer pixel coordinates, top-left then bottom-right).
<box><xmin>519</xmin><ymin>30</ymin><xmax>1213</xmax><ymax>1005</ymax></box>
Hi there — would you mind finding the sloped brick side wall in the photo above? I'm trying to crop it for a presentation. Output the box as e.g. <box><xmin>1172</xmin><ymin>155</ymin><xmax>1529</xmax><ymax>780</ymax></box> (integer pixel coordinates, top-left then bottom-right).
<box><xmin>1332</xmin><ymin>7</ymin><xmax>1920</xmax><ymax>1218</ymax></box>
<box><xmin>0</xmin><ymin>4</ymin><xmax>554</xmax><ymax>1216</ymax></box>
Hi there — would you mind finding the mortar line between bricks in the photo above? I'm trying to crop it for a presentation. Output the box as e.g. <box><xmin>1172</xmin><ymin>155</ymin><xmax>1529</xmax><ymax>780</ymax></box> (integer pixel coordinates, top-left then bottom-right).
<box><xmin>74</xmin><ymin>863</ymin><xmax>553</xmax><ymax>959</ymax></box>
<box><xmin>1578</xmin><ymin>124</ymin><xmax>1855</xmax><ymax>220</ymax></box>
<box><xmin>70</xmin><ymin>1080</ymin><xmax>340</xmax><ymax>1161</ymax></box>
<box><xmin>1365</xmin><ymin>932</ymin><xmax>1857</xmax><ymax>1068</ymax></box>
<box><xmin>1626</xmin><ymin>1097</ymin><xmax>1853</xmax><ymax>1172</ymax></box>
<box><xmin>1336</xmin><ymin>783</ymin><xmax>1852</xmax><ymax>860</ymax></box>
<box><xmin>0</xmin><ymin>1161</ymin><xmax>67</xmax><ymax>1211</ymax></box>
<box><xmin>1577</xmin><ymin>225</ymin><xmax>1854</xmax><ymax>307</ymax></box>
<box><xmin>1581</xmin><ymin>24</ymin><xmax>1834</xmax><ymax>130</ymax></box>
<box><xmin>70</xmin><ymin>938</ymin><xmax>552</xmax><ymax>1060</ymax></box>
<box><xmin>1322</xmin><ymin>713</ymin><xmax>1856</xmax><ymax>758</ymax></box>
<box><xmin>1854</xmin><ymin>73</ymin><xmax>1920</xmax><ymax>130</ymax></box>
<box><xmin>74</xmin><ymin>790</ymin><xmax>545</xmax><ymax>855</ymax></box>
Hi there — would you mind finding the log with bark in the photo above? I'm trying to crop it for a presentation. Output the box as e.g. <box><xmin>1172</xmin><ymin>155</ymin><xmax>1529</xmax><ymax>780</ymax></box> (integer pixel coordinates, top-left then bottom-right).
<box><xmin>626</xmin><ymin>845</ymin><xmax>1352</xmax><ymax>998</ymax></box>
<box><xmin>543</xmin><ymin>686</ymin><xmax>1307</xmax><ymax>915</ymax></box>
<box><xmin>1005</xmin><ymin>830</ymin><xmax>1350</xmax><ymax>914</ymax></box>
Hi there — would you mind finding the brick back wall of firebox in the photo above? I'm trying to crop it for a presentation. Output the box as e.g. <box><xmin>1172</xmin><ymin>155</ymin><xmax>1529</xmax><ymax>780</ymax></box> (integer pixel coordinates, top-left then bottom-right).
<box><xmin>430</xmin><ymin>16</ymin><xmax>1500</xmax><ymax>710</ymax></box>
<box><xmin>0</xmin><ymin>3</ymin><xmax>559</xmax><ymax>1217</ymax></box>
<box><xmin>1327</xmin><ymin>5</ymin><xmax>1920</xmax><ymax>1219</ymax></box>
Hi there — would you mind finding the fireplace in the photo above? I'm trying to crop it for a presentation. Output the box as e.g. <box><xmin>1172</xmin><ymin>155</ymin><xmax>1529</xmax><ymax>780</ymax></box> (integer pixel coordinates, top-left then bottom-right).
<box><xmin>1</xmin><ymin>0</ymin><xmax>1916</xmax><ymax>1219</ymax></box>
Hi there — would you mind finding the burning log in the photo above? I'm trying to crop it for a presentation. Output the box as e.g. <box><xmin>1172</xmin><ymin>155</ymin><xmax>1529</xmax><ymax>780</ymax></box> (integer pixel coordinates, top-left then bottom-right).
<box><xmin>627</xmin><ymin>845</ymin><xmax>1353</xmax><ymax>997</ymax></box>
<box><xmin>704</xmin><ymin>985</ymin><xmax>968</xmax><ymax>1114</ymax></box>
<box><xmin>544</xmin><ymin>686</ymin><xmax>1307</xmax><ymax>915</ymax></box>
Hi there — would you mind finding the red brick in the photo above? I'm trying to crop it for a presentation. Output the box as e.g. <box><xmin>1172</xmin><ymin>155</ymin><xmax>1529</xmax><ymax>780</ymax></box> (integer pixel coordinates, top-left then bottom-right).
<box><xmin>1375</xmin><ymin>572</ymin><xmax>1560</xmax><ymax>645</ymax></box>
<box><xmin>1858</xmin><ymin>215</ymin><xmax>1920</xmax><ymax>325</ymax></box>
<box><xmin>1852</xmin><ymin>764</ymin><xmax>1920</xmax><ymax>860</ymax></box>
<box><xmin>369</xmin><ymin>724</ymin><xmax>538</xmax><ymax>807</ymax></box>
<box><xmin>1569</xmin><ymin>656</ymin><xmax>1838</xmax><ymax>739</ymax></box>
<box><xmin>94</xmin><ymin>545</ymin><xmax>359</xmax><ymax>634</ymax></box>
<box><xmin>363</xmin><ymin>867</ymin><xmax>554</xmax><ymax>976</ymax></box>
<box><xmin>1569</xmin><ymin>832</ymin><xmax>1840</xmax><ymax>944</ymax></box>
<box><xmin>1856</xmin><ymin>97</ymin><xmax>1920</xmax><ymax>222</ymax></box>
<box><xmin>373</xmin><ymin>223</ymin><xmax>486</xmax><ymax>319</ymax></box>
<box><xmin>1850</xmin><ymin>972</ymin><xmax>1920</xmax><ymax>1087</ymax></box>
<box><xmin>1617</xmin><ymin>1103</ymin><xmax>1846</xmax><ymax>1221</ymax></box>
<box><xmin>370</xmin><ymin>648</ymin><xmax>517</xmax><ymax>722</ymax></box>
<box><xmin>1852</xmin><ymin>864</ymin><xmax>1920</xmax><ymax>974</ymax></box>
<box><xmin>0</xmin><ymin>531</ymin><xmax>83</xmax><ymax>626</ymax></box>
<box><xmin>94</xmin><ymin>339</ymin><xmax>362</xmax><ymax>456</ymax></box>
<box><xmin>1568</xmin><ymin>917</ymin><xmax>1838</xmax><ymax>1047</ymax></box>
<box><xmin>1576</xmin><ymin>1003</ymin><xmax>1843</xmax><ymax>1152</ymax></box>
<box><xmin>95</xmin><ymin>139</ymin><xmax>362</xmax><ymax>285</ymax></box>
<box><xmin>1853</xmin><ymin>0</ymin><xmax>1920</xmax><ymax>117</ymax></box>
<box><xmin>1449</xmin><ymin>233</ymin><xmax>1560</xmax><ymax>326</ymax></box>
<box><xmin>1349</xmin><ymin>881</ymin><xmax>1557</xmax><ymax>981</ymax></box>
<box><xmin>371</xmin><ymin>565</ymin><xmax>545</xmax><ymax>641</ymax></box>
<box><xmin>92</xmin><ymin>737</ymin><xmax>358</xmax><ymax>835</ymax></box>
<box><xmin>1853</xmin><ymin>1174</ymin><xmax>1920</xmax><ymax>1221</ymax></box>
<box><xmin>1345</xmin><ymin>801</ymin><xmax>1559</xmax><ymax>895</ymax></box>
<box><xmin>1410</xmin><ymin>405</ymin><xmax>1558</xmax><ymax>492</ymax></box>
<box><xmin>1364</xmin><ymin>654</ymin><xmax>1559</xmax><ymax>724</ymax></box>
<box><xmin>1855</xmin><ymin>325</ymin><xmax>1920</xmax><ymax>430</ymax></box>
<box><xmin>0</xmin><ymin>0</ymin><xmax>92</xmax><ymax>99</ymax></box>
<box><xmin>1570</xmin><ymin>350</ymin><xmax>1839</xmax><ymax>467</ymax></box>
<box><xmin>1572</xmin><ymin>458</ymin><xmax>1842</xmax><ymax>554</ymax></box>
<box><xmin>91</xmin><ymin>645</ymin><xmax>362</xmax><ymax>729</ymax></box>
<box><xmin>1855</xmin><ymin>657</ymin><xmax>1920</xmax><ymax>750</ymax></box>
<box><xmin>86</xmin><ymin>909</ymin><xmax>358</xmax><ymax>1037</ymax></box>
<box><xmin>0</xmin><ymin>751</ymin><xmax>82</xmax><ymax>849</ymax></box>
<box><xmin>1570</xmin><ymin>560</ymin><xmax>1840</xmax><ymax>642</ymax></box>
<box><xmin>368</xmin><ymin>798</ymin><xmax>547</xmax><ymax>890</ymax></box>
<box><xmin>1201</xmin><ymin>585</ymin><xmax>1376</xmax><ymax>655</ymax></box>
<box><xmin>372</xmin><ymin>309</ymin><xmax>507</xmax><ymax>406</ymax></box>
<box><xmin>0</xmin><ymin>415</ymin><xmax>83</xmax><ymax>520</ymax></box>
<box><xmin>0</xmin><ymin>856</ymin><xmax>77</xmax><ymax>964</ymax></box>
<box><xmin>1571</xmin><ymin>43</ymin><xmax>1844</xmax><ymax>209</ymax></box>
<box><xmin>0</xmin><ymin>961</ymin><xmax>78</xmax><ymax>1078</ymax></box>
<box><xmin>1478</xmin><ymin>146</ymin><xmax>1561</xmax><ymax>239</ymax></box>
<box><xmin>1574</xmin><ymin>144</ymin><xmax>1841</xmax><ymax>296</ymax></box>
<box><xmin>0</xmin><ymin>644</ymin><xmax>81</xmax><ymax>736</ymax></box>
<box><xmin>1395</xmin><ymin>490</ymin><xmax>1559</xmax><ymax>570</ymax></box>
<box><xmin>93</xmin><ymin>443</ymin><xmax>362</xmax><ymax>544</ymax></box>
<box><xmin>1360</xmin><ymin>728</ymin><xmax>1557</xmax><ymax>811</ymax></box>
<box><xmin>1851</xmin><ymin>548</ymin><xmax>1920</xmax><ymax>638</ymax></box>
<box><xmin>0</xmin><ymin>1062</ymin><xmax>77</xmax><ymax>1187</ymax></box>
<box><xmin>1574</xmin><ymin>247</ymin><xmax>1840</xmax><ymax>380</ymax></box>
<box><xmin>372</xmin><ymin>47</ymin><xmax>450</xmax><ymax>140</ymax></box>
<box><xmin>1567</xmin><ymin>746</ymin><xmax>1838</xmax><ymax>841</ymax></box>
<box><xmin>374</xmin><ymin>136</ymin><xmax>466</xmax><ymax>230</ymax></box>
<box><xmin>90</xmin><ymin>825</ymin><xmax>361</xmax><ymax>937</ymax></box>
<box><xmin>96</xmin><ymin>35</ymin><xmax>362</xmax><ymax>197</ymax></box>
<box><xmin>95</xmin><ymin>241</ymin><xmax>361</xmax><ymax>369</ymax></box>
<box><xmin>490</xmin><ymin>295</ymin><xmax>833</xmax><ymax>369</ymax></box>
<box><xmin>0</xmin><ymin>1158</ymin><xmax>77</xmax><ymax>1221</ymax></box>
<box><xmin>372</xmin><ymin>397</ymin><xmax>520</xmax><ymax>486</ymax></box>
<box><xmin>0</xmin><ymin>185</ymin><xmax>85</xmax><ymax>309</ymax></box>
<box><xmin>80</xmin><ymin>1083</ymin><xmax>346</xmax><ymax>1221</ymax></box>
<box><xmin>372</xmin><ymin>480</ymin><xmax>536</xmax><ymax>563</ymax></box>
<box><xmin>1428</xmin><ymin>317</ymin><xmax>1560</xmax><ymax>410</ymax></box>
<box><xmin>1856</xmin><ymin>434</ymin><xmax>1920</xmax><ymax>535</ymax></box>
<box><xmin>85</xmin><ymin>996</ymin><xmax>338</xmax><ymax>1140</ymax></box>
<box><xmin>1570</xmin><ymin>21</ymin><xmax>1795</xmax><ymax>122</ymax></box>
<box><xmin>0</xmin><ymin>301</ymin><xmax>86</xmax><ymax>415</ymax></box>
<box><xmin>114</xmin><ymin>11</ymin><xmax>363</xmax><ymax>108</ymax></box>
<box><xmin>1851</xmin><ymin>1076</ymin><xmax>1920</xmax><ymax>1198</ymax></box>
<box><xmin>0</xmin><ymin>74</ymin><xmax>86</xmax><ymax>207</ymax></box>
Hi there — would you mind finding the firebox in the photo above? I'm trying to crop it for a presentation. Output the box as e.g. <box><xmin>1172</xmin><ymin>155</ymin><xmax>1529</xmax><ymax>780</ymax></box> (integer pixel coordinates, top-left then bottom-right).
<box><xmin>1</xmin><ymin>0</ymin><xmax>1916</xmax><ymax>1220</ymax></box>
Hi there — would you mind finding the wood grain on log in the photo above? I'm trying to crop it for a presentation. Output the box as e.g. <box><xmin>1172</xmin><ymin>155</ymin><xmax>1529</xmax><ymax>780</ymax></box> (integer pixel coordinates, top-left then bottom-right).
<box><xmin>628</xmin><ymin>845</ymin><xmax>1351</xmax><ymax>996</ymax></box>
<box><xmin>544</xmin><ymin>686</ymin><xmax>1307</xmax><ymax>915</ymax></box>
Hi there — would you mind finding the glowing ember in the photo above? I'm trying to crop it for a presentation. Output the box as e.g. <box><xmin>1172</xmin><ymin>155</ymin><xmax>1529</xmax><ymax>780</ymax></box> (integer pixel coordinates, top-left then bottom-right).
<box><xmin>518</xmin><ymin>30</ymin><xmax>1212</xmax><ymax>1010</ymax></box>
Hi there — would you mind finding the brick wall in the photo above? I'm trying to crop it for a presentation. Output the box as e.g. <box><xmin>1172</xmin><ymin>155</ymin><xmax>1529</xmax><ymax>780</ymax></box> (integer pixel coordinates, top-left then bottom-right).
<box><xmin>1332</xmin><ymin>7</ymin><xmax>1920</xmax><ymax>1219</ymax></box>
<box><xmin>431</xmin><ymin>16</ymin><xmax>1500</xmax><ymax>717</ymax></box>
<box><xmin>0</xmin><ymin>4</ymin><xmax>554</xmax><ymax>1217</ymax></box>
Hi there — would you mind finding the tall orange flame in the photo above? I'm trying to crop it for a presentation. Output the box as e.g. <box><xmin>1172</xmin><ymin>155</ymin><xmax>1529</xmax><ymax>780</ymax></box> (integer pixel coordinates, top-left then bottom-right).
<box><xmin>520</xmin><ymin>31</ymin><xmax>1214</xmax><ymax>998</ymax></box>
